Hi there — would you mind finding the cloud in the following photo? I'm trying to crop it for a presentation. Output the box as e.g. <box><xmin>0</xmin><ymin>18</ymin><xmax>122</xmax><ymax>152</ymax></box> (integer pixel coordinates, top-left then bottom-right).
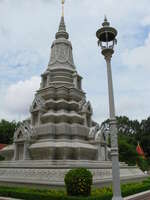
<box><xmin>116</xmin><ymin>91</ymin><xmax>150</xmax><ymax>121</ymax></box>
<box><xmin>1</xmin><ymin>76</ymin><xmax>40</xmax><ymax>121</ymax></box>
<box><xmin>122</xmin><ymin>33</ymin><xmax>150</xmax><ymax>70</ymax></box>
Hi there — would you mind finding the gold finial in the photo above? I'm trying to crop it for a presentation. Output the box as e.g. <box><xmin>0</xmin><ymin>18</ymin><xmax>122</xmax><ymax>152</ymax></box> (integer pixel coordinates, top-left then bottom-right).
<box><xmin>62</xmin><ymin>0</ymin><xmax>65</xmax><ymax>17</ymax></box>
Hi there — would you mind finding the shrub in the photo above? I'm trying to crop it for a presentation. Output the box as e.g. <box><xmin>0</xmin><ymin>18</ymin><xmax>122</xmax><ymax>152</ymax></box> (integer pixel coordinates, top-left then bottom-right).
<box><xmin>64</xmin><ymin>168</ymin><xmax>93</xmax><ymax>197</ymax></box>
<box><xmin>137</xmin><ymin>156</ymin><xmax>149</xmax><ymax>171</ymax></box>
<box><xmin>0</xmin><ymin>155</ymin><xmax>4</xmax><ymax>161</ymax></box>
<box><xmin>121</xmin><ymin>180</ymin><xmax>150</xmax><ymax>197</ymax></box>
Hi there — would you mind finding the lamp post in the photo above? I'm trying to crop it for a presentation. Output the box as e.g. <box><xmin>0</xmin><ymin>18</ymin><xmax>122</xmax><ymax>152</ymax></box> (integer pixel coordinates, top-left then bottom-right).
<box><xmin>96</xmin><ymin>17</ymin><xmax>123</xmax><ymax>200</ymax></box>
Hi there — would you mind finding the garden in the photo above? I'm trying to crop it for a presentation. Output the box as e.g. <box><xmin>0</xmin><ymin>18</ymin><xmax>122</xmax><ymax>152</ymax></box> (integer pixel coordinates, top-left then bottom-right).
<box><xmin>0</xmin><ymin>168</ymin><xmax>149</xmax><ymax>200</ymax></box>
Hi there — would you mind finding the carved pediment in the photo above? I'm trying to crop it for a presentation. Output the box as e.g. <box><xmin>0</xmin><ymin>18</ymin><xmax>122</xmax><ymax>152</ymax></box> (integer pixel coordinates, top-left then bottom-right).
<box><xmin>80</xmin><ymin>100</ymin><xmax>93</xmax><ymax>115</ymax></box>
<box><xmin>95</xmin><ymin>130</ymin><xmax>106</xmax><ymax>142</ymax></box>
<box><xmin>14</xmin><ymin>121</ymin><xmax>35</xmax><ymax>142</ymax></box>
<box><xmin>79</xmin><ymin>97</ymin><xmax>86</xmax><ymax>110</ymax></box>
<box><xmin>30</xmin><ymin>95</ymin><xmax>45</xmax><ymax>113</ymax></box>
<box><xmin>17</xmin><ymin>131</ymin><xmax>23</xmax><ymax>139</ymax></box>
<box><xmin>86</xmin><ymin>101</ymin><xmax>93</xmax><ymax>114</ymax></box>
<box><xmin>89</xmin><ymin>124</ymin><xmax>100</xmax><ymax>139</ymax></box>
<box><xmin>89</xmin><ymin>123</ymin><xmax>109</xmax><ymax>144</ymax></box>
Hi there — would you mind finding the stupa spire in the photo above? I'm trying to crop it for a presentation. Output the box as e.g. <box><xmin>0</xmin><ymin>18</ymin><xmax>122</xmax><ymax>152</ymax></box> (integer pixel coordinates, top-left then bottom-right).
<box><xmin>62</xmin><ymin>0</ymin><xmax>65</xmax><ymax>17</ymax></box>
<box><xmin>55</xmin><ymin>0</ymin><xmax>69</xmax><ymax>39</ymax></box>
<box><xmin>58</xmin><ymin>16</ymin><xmax>66</xmax><ymax>32</ymax></box>
<box><xmin>48</xmin><ymin>0</ymin><xmax>75</xmax><ymax>68</ymax></box>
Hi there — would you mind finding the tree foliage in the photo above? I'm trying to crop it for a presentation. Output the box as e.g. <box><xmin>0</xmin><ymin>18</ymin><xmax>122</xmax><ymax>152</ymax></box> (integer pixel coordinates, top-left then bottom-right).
<box><xmin>118</xmin><ymin>136</ymin><xmax>138</xmax><ymax>166</ymax></box>
<box><xmin>140</xmin><ymin>117</ymin><xmax>150</xmax><ymax>157</ymax></box>
<box><xmin>102</xmin><ymin>116</ymin><xmax>150</xmax><ymax>170</ymax></box>
<box><xmin>0</xmin><ymin>119</ymin><xmax>19</xmax><ymax>144</ymax></box>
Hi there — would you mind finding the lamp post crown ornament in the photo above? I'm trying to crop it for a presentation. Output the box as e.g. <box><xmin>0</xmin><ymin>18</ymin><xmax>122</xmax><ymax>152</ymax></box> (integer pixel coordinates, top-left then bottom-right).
<box><xmin>102</xmin><ymin>15</ymin><xmax>110</xmax><ymax>27</ymax></box>
<box><xmin>96</xmin><ymin>16</ymin><xmax>118</xmax><ymax>58</ymax></box>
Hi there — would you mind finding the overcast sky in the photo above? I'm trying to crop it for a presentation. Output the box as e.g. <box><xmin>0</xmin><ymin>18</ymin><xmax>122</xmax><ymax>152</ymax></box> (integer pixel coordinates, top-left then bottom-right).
<box><xmin>0</xmin><ymin>0</ymin><xmax>150</xmax><ymax>124</ymax></box>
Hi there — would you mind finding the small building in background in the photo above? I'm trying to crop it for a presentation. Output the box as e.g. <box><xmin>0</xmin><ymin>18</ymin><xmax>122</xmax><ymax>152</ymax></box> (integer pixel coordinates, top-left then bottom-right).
<box><xmin>0</xmin><ymin>144</ymin><xmax>7</xmax><ymax>150</ymax></box>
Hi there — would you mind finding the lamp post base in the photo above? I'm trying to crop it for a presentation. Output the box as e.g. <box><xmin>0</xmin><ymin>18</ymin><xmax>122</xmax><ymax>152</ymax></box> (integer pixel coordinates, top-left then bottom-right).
<box><xmin>112</xmin><ymin>197</ymin><xmax>123</xmax><ymax>200</ymax></box>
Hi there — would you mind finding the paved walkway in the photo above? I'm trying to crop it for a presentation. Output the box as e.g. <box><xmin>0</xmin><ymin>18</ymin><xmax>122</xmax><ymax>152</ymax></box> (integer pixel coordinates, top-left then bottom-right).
<box><xmin>124</xmin><ymin>190</ymin><xmax>150</xmax><ymax>200</ymax></box>
<box><xmin>0</xmin><ymin>198</ymin><xmax>21</xmax><ymax>200</ymax></box>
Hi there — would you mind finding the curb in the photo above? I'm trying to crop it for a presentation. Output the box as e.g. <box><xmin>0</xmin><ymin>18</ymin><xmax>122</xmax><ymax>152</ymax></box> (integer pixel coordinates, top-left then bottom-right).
<box><xmin>0</xmin><ymin>198</ymin><xmax>22</xmax><ymax>200</ymax></box>
<box><xmin>124</xmin><ymin>190</ymin><xmax>150</xmax><ymax>200</ymax></box>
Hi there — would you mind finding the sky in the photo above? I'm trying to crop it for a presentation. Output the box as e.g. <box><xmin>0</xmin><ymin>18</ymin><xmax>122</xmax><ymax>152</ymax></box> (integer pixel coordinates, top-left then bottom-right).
<box><xmin>0</xmin><ymin>0</ymin><xmax>150</xmax><ymax>124</ymax></box>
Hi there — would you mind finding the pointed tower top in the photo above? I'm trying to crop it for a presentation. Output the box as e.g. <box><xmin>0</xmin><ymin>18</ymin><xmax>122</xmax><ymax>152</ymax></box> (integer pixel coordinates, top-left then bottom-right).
<box><xmin>55</xmin><ymin>0</ymin><xmax>69</xmax><ymax>39</ymax></box>
<box><xmin>62</xmin><ymin>0</ymin><xmax>65</xmax><ymax>17</ymax></box>
<box><xmin>102</xmin><ymin>15</ymin><xmax>110</xmax><ymax>27</ymax></box>
<box><xmin>58</xmin><ymin>16</ymin><xmax>66</xmax><ymax>32</ymax></box>
<box><xmin>48</xmin><ymin>1</ymin><xmax>75</xmax><ymax>69</ymax></box>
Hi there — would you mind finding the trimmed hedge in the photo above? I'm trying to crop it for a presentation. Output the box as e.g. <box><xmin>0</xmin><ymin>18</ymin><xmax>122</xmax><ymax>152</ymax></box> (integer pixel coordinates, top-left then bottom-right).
<box><xmin>0</xmin><ymin>155</ymin><xmax>4</xmax><ymax>161</ymax></box>
<box><xmin>64</xmin><ymin>168</ymin><xmax>93</xmax><ymax>196</ymax></box>
<box><xmin>0</xmin><ymin>178</ymin><xmax>150</xmax><ymax>200</ymax></box>
<box><xmin>0</xmin><ymin>187</ymin><xmax>65</xmax><ymax>200</ymax></box>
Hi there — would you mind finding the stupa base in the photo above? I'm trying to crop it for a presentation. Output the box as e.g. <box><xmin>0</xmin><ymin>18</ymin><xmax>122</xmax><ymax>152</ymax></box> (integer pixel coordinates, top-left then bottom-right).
<box><xmin>0</xmin><ymin>160</ymin><xmax>147</xmax><ymax>188</ymax></box>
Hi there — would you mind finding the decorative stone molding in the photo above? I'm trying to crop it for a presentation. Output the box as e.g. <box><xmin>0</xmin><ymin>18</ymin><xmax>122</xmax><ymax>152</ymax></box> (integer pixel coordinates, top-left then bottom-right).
<box><xmin>0</xmin><ymin>160</ymin><xmax>146</xmax><ymax>187</ymax></box>
<box><xmin>30</xmin><ymin>95</ymin><xmax>46</xmax><ymax>113</ymax></box>
<box><xmin>49</xmin><ymin>39</ymin><xmax>75</xmax><ymax>68</ymax></box>
<box><xmin>14</xmin><ymin>121</ymin><xmax>32</xmax><ymax>143</ymax></box>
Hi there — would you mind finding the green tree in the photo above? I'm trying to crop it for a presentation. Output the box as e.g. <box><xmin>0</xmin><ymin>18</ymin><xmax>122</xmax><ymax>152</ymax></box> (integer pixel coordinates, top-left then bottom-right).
<box><xmin>140</xmin><ymin>117</ymin><xmax>150</xmax><ymax>157</ymax></box>
<box><xmin>101</xmin><ymin>115</ymin><xmax>150</xmax><ymax>170</ymax></box>
<box><xmin>102</xmin><ymin>116</ymin><xmax>138</xmax><ymax>146</ymax></box>
<box><xmin>0</xmin><ymin>119</ymin><xmax>18</xmax><ymax>144</ymax></box>
<box><xmin>137</xmin><ymin>156</ymin><xmax>149</xmax><ymax>171</ymax></box>
<box><xmin>118</xmin><ymin>135</ymin><xmax>138</xmax><ymax>166</ymax></box>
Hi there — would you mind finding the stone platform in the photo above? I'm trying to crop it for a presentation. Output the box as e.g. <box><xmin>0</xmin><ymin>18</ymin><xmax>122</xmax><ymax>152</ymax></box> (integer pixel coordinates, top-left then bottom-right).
<box><xmin>0</xmin><ymin>160</ymin><xmax>146</xmax><ymax>188</ymax></box>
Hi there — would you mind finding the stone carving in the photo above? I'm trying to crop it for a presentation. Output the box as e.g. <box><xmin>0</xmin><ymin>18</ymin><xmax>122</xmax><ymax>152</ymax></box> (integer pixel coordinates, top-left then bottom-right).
<box><xmin>81</xmin><ymin>101</ymin><xmax>93</xmax><ymax>115</ymax></box>
<box><xmin>14</xmin><ymin>121</ymin><xmax>33</xmax><ymax>142</ymax></box>
<box><xmin>49</xmin><ymin>46</ymin><xmax>56</xmax><ymax>64</ymax></box>
<box><xmin>68</xmin><ymin>47</ymin><xmax>74</xmax><ymax>65</ymax></box>
<box><xmin>49</xmin><ymin>41</ymin><xmax>75</xmax><ymax>67</ymax></box>
<box><xmin>0</xmin><ymin>164</ymin><xmax>145</xmax><ymax>185</ymax></box>
<box><xmin>55</xmin><ymin>43</ymin><xmax>69</xmax><ymax>63</ymax></box>
<box><xmin>89</xmin><ymin>123</ymin><xmax>109</xmax><ymax>142</ymax></box>
<box><xmin>79</xmin><ymin>97</ymin><xmax>86</xmax><ymax>110</ymax></box>
<box><xmin>30</xmin><ymin>95</ymin><xmax>46</xmax><ymax>113</ymax></box>
<box><xmin>95</xmin><ymin>124</ymin><xmax>109</xmax><ymax>142</ymax></box>
<box><xmin>89</xmin><ymin>124</ymin><xmax>100</xmax><ymax>139</ymax></box>
<box><xmin>89</xmin><ymin>123</ymin><xmax>111</xmax><ymax>161</ymax></box>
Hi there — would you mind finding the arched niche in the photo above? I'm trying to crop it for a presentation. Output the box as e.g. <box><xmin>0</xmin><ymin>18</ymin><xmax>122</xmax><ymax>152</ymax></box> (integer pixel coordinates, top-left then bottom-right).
<box><xmin>13</xmin><ymin>123</ymin><xmax>31</xmax><ymax>161</ymax></box>
<box><xmin>30</xmin><ymin>95</ymin><xmax>46</xmax><ymax>127</ymax></box>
